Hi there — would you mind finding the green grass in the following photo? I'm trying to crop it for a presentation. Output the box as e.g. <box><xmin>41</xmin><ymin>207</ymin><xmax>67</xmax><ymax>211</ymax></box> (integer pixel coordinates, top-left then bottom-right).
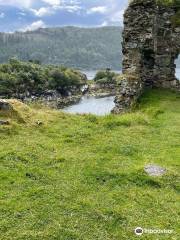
<box><xmin>0</xmin><ymin>89</ymin><xmax>180</xmax><ymax>239</ymax></box>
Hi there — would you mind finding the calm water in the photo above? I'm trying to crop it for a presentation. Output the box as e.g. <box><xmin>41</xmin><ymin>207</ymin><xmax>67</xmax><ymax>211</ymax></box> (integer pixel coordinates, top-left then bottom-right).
<box><xmin>63</xmin><ymin>95</ymin><xmax>115</xmax><ymax>116</ymax></box>
<box><xmin>83</xmin><ymin>70</ymin><xmax>121</xmax><ymax>80</ymax></box>
<box><xmin>63</xmin><ymin>68</ymin><xmax>180</xmax><ymax>116</ymax></box>
<box><xmin>83</xmin><ymin>69</ymin><xmax>180</xmax><ymax>80</ymax></box>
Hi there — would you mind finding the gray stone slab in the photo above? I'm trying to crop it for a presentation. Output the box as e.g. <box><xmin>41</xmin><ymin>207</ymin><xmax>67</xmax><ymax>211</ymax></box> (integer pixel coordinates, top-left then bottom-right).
<box><xmin>144</xmin><ymin>164</ymin><xmax>166</xmax><ymax>177</ymax></box>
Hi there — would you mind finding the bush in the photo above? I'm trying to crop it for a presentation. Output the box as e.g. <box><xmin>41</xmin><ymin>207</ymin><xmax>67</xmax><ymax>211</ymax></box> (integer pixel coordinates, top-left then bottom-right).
<box><xmin>0</xmin><ymin>59</ymin><xmax>86</xmax><ymax>98</ymax></box>
<box><xmin>94</xmin><ymin>69</ymin><xmax>117</xmax><ymax>84</ymax></box>
<box><xmin>0</xmin><ymin>72</ymin><xmax>17</xmax><ymax>97</ymax></box>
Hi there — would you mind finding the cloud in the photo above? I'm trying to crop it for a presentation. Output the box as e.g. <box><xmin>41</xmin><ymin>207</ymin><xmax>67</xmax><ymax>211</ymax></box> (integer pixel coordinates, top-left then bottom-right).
<box><xmin>18</xmin><ymin>12</ymin><xmax>27</xmax><ymax>16</ymax></box>
<box><xmin>42</xmin><ymin>0</ymin><xmax>61</xmax><ymax>6</ymax></box>
<box><xmin>31</xmin><ymin>7</ymin><xmax>53</xmax><ymax>17</ymax></box>
<box><xmin>0</xmin><ymin>0</ymin><xmax>129</xmax><ymax>32</ymax></box>
<box><xmin>100</xmin><ymin>21</ymin><xmax>108</xmax><ymax>27</ymax></box>
<box><xmin>52</xmin><ymin>0</ymin><xmax>82</xmax><ymax>13</ymax></box>
<box><xmin>30</xmin><ymin>0</ymin><xmax>81</xmax><ymax>17</ymax></box>
<box><xmin>21</xmin><ymin>20</ymin><xmax>46</xmax><ymax>32</ymax></box>
<box><xmin>0</xmin><ymin>0</ymin><xmax>33</xmax><ymax>8</ymax></box>
<box><xmin>0</xmin><ymin>12</ymin><xmax>5</xmax><ymax>18</ymax></box>
<box><xmin>97</xmin><ymin>0</ymin><xmax>128</xmax><ymax>26</ymax></box>
<box><xmin>87</xmin><ymin>6</ymin><xmax>108</xmax><ymax>14</ymax></box>
<box><xmin>108</xmin><ymin>10</ymin><xmax>125</xmax><ymax>25</ymax></box>
<box><xmin>85</xmin><ymin>0</ymin><xmax>128</xmax><ymax>26</ymax></box>
<box><xmin>58</xmin><ymin>5</ymin><xmax>81</xmax><ymax>13</ymax></box>
<box><xmin>114</xmin><ymin>10</ymin><xmax>124</xmax><ymax>22</ymax></box>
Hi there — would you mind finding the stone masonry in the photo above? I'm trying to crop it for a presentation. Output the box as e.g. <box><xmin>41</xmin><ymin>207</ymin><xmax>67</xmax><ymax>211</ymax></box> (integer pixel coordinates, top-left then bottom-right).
<box><xmin>113</xmin><ymin>0</ymin><xmax>180</xmax><ymax>114</ymax></box>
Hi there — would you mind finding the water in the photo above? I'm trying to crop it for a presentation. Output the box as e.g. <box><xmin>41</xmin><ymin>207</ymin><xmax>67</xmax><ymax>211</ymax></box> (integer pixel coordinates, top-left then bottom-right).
<box><xmin>83</xmin><ymin>69</ymin><xmax>180</xmax><ymax>80</ymax></box>
<box><xmin>82</xmin><ymin>71</ymin><xmax>97</xmax><ymax>80</ymax></box>
<box><xmin>82</xmin><ymin>70</ymin><xmax>122</xmax><ymax>80</ymax></box>
<box><xmin>176</xmin><ymin>68</ymin><xmax>180</xmax><ymax>80</ymax></box>
<box><xmin>63</xmin><ymin>68</ymin><xmax>179</xmax><ymax>116</ymax></box>
<box><xmin>63</xmin><ymin>95</ymin><xmax>115</xmax><ymax>116</ymax></box>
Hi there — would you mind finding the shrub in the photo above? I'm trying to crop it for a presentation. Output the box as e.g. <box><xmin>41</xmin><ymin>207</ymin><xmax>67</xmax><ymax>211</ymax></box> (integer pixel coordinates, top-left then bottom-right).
<box><xmin>0</xmin><ymin>72</ymin><xmax>17</xmax><ymax>97</ymax></box>
<box><xmin>94</xmin><ymin>69</ymin><xmax>117</xmax><ymax>84</ymax></box>
<box><xmin>0</xmin><ymin>59</ymin><xmax>86</xmax><ymax>98</ymax></box>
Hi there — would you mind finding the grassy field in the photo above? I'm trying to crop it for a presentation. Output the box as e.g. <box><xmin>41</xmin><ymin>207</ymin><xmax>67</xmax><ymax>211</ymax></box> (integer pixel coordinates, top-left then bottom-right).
<box><xmin>0</xmin><ymin>89</ymin><xmax>180</xmax><ymax>239</ymax></box>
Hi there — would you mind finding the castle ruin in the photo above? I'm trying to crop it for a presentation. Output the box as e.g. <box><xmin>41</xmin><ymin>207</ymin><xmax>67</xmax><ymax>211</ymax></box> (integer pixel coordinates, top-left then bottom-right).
<box><xmin>113</xmin><ymin>0</ymin><xmax>180</xmax><ymax>113</ymax></box>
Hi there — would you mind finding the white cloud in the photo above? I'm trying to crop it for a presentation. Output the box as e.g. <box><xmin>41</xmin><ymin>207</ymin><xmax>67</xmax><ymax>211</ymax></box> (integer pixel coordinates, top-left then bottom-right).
<box><xmin>42</xmin><ymin>0</ymin><xmax>61</xmax><ymax>6</ymax></box>
<box><xmin>31</xmin><ymin>7</ymin><xmax>53</xmax><ymax>17</ymax></box>
<box><xmin>21</xmin><ymin>20</ymin><xmax>46</xmax><ymax>32</ymax></box>
<box><xmin>97</xmin><ymin>0</ymin><xmax>128</xmax><ymax>26</ymax></box>
<box><xmin>0</xmin><ymin>12</ymin><xmax>5</xmax><ymax>18</ymax></box>
<box><xmin>101</xmin><ymin>21</ymin><xmax>108</xmax><ymax>27</ymax></box>
<box><xmin>0</xmin><ymin>0</ymin><xmax>33</xmax><ymax>8</ymax></box>
<box><xmin>87</xmin><ymin>6</ymin><xmax>108</xmax><ymax>15</ymax></box>
<box><xmin>30</xmin><ymin>0</ymin><xmax>81</xmax><ymax>17</ymax></box>
<box><xmin>18</xmin><ymin>12</ymin><xmax>26</xmax><ymax>16</ymax></box>
<box><xmin>0</xmin><ymin>0</ymin><xmax>128</xmax><ymax>31</ymax></box>
<box><xmin>110</xmin><ymin>10</ymin><xmax>125</xmax><ymax>24</ymax></box>
<box><xmin>58</xmin><ymin>5</ymin><xmax>81</xmax><ymax>13</ymax></box>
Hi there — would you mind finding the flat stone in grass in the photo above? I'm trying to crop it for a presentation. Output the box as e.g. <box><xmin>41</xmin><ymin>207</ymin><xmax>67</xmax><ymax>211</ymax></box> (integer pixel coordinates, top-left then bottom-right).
<box><xmin>144</xmin><ymin>164</ymin><xmax>166</xmax><ymax>177</ymax></box>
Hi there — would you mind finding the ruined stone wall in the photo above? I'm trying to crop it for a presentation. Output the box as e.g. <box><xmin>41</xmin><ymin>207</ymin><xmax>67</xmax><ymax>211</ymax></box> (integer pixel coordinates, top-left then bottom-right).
<box><xmin>155</xmin><ymin>4</ymin><xmax>180</xmax><ymax>87</ymax></box>
<box><xmin>113</xmin><ymin>0</ymin><xmax>180</xmax><ymax>114</ymax></box>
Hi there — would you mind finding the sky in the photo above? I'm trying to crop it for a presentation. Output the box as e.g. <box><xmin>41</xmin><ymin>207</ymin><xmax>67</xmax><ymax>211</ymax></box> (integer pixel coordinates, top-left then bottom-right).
<box><xmin>0</xmin><ymin>0</ymin><xmax>128</xmax><ymax>32</ymax></box>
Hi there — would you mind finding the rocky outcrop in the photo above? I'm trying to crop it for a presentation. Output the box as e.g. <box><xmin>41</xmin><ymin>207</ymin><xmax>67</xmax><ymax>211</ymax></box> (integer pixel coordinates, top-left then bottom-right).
<box><xmin>88</xmin><ymin>83</ymin><xmax>117</xmax><ymax>96</ymax></box>
<box><xmin>0</xmin><ymin>99</ymin><xmax>13</xmax><ymax>111</ymax></box>
<box><xmin>23</xmin><ymin>90</ymin><xmax>83</xmax><ymax>109</ymax></box>
<box><xmin>114</xmin><ymin>0</ymin><xmax>180</xmax><ymax>113</ymax></box>
<box><xmin>20</xmin><ymin>84</ymin><xmax>89</xmax><ymax>109</ymax></box>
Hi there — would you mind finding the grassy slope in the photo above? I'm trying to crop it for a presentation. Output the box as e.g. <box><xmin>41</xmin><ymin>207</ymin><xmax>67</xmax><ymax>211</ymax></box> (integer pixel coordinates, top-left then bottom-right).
<box><xmin>0</xmin><ymin>89</ymin><xmax>180</xmax><ymax>240</ymax></box>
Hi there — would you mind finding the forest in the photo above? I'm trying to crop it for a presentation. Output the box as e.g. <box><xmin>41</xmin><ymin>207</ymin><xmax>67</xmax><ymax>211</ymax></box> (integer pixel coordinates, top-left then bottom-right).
<box><xmin>0</xmin><ymin>27</ymin><xmax>123</xmax><ymax>70</ymax></box>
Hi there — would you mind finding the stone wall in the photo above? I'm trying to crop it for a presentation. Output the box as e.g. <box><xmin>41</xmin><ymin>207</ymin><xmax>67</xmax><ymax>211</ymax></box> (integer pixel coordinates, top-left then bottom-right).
<box><xmin>113</xmin><ymin>0</ymin><xmax>180</xmax><ymax>114</ymax></box>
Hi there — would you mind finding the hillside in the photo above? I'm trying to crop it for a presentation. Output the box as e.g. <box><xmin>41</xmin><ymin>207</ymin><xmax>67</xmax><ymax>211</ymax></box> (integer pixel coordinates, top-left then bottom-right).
<box><xmin>0</xmin><ymin>89</ymin><xmax>180</xmax><ymax>239</ymax></box>
<box><xmin>0</xmin><ymin>27</ymin><xmax>123</xmax><ymax>70</ymax></box>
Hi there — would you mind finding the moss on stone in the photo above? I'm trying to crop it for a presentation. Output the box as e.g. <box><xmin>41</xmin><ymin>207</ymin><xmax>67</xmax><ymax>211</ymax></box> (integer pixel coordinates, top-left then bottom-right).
<box><xmin>157</xmin><ymin>0</ymin><xmax>179</xmax><ymax>6</ymax></box>
<box><xmin>171</xmin><ymin>9</ymin><xmax>180</xmax><ymax>26</ymax></box>
<box><xmin>157</xmin><ymin>0</ymin><xmax>180</xmax><ymax>26</ymax></box>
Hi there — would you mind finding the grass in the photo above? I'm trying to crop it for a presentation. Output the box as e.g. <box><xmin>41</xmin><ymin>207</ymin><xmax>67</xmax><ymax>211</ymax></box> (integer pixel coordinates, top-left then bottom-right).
<box><xmin>0</xmin><ymin>89</ymin><xmax>180</xmax><ymax>239</ymax></box>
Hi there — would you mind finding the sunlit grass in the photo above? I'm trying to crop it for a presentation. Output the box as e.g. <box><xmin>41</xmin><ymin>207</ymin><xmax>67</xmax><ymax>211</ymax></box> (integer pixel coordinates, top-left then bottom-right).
<box><xmin>0</xmin><ymin>89</ymin><xmax>180</xmax><ymax>239</ymax></box>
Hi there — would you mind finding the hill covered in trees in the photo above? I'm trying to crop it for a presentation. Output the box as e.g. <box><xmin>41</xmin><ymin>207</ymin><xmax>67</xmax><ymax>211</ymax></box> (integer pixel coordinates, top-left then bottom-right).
<box><xmin>0</xmin><ymin>27</ymin><xmax>123</xmax><ymax>70</ymax></box>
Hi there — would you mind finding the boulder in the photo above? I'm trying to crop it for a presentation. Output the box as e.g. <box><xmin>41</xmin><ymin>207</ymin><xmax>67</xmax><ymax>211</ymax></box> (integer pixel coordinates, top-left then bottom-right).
<box><xmin>0</xmin><ymin>100</ymin><xmax>13</xmax><ymax>111</ymax></box>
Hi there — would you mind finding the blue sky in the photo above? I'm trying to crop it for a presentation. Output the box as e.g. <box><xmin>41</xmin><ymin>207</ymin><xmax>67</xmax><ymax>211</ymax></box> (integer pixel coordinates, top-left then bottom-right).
<box><xmin>0</xmin><ymin>0</ymin><xmax>128</xmax><ymax>32</ymax></box>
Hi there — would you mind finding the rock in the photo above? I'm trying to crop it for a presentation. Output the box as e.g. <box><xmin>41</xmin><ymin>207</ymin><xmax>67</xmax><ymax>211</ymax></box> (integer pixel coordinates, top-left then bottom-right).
<box><xmin>0</xmin><ymin>100</ymin><xmax>13</xmax><ymax>111</ymax></box>
<box><xmin>57</xmin><ymin>95</ymin><xmax>81</xmax><ymax>108</ymax></box>
<box><xmin>36</xmin><ymin>120</ymin><xmax>43</xmax><ymax>126</ymax></box>
<box><xmin>81</xmin><ymin>84</ymin><xmax>89</xmax><ymax>94</ymax></box>
<box><xmin>0</xmin><ymin>120</ymin><xmax>10</xmax><ymax>125</ymax></box>
<box><xmin>144</xmin><ymin>164</ymin><xmax>166</xmax><ymax>177</ymax></box>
